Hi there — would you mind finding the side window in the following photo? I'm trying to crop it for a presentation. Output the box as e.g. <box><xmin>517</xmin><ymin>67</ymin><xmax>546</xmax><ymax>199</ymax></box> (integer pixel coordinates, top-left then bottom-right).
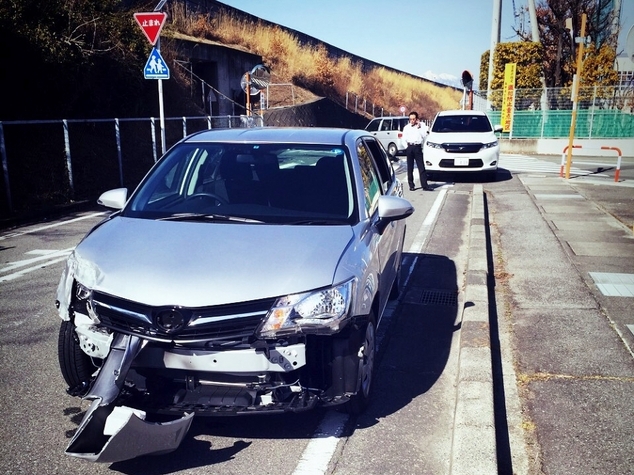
<box><xmin>363</xmin><ymin>138</ymin><xmax>394</xmax><ymax>194</ymax></box>
<box><xmin>379</xmin><ymin>119</ymin><xmax>391</xmax><ymax>131</ymax></box>
<box><xmin>356</xmin><ymin>140</ymin><xmax>381</xmax><ymax>216</ymax></box>
<box><xmin>366</xmin><ymin>119</ymin><xmax>380</xmax><ymax>132</ymax></box>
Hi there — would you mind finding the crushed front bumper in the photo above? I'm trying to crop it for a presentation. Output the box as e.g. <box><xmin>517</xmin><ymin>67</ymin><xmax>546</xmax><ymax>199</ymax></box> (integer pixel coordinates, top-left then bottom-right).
<box><xmin>65</xmin><ymin>333</ymin><xmax>194</xmax><ymax>462</ymax></box>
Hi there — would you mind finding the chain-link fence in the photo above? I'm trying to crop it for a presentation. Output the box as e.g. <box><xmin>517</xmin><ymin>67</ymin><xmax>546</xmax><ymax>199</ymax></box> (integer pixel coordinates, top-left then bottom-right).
<box><xmin>479</xmin><ymin>85</ymin><xmax>634</xmax><ymax>139</ymax></box>
<box><xmin>0</xmin><ymin>115</ymin><xmax>262</xmax><ymax>219</ymax></box>
<box><xmin>0</xmin><ymin>98</ymin><xmax>370</xmax><ymax>220</ymax></box>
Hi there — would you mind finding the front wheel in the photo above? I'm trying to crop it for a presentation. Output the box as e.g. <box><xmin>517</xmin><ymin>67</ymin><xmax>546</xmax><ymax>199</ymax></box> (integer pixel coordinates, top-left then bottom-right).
<box><xmin>345</xmin><ymin>313</ymin><xmax>376</xmax><ymax>414</ymax></box>
<box><xmin>58</xmin><ymin>320</ymin><xmax>98</xmax><ymax>392</ymax></box>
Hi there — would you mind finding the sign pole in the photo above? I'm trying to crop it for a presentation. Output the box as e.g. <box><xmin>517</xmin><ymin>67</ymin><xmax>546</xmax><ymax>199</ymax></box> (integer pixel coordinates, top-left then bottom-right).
<box><xmin>135</xmin><ymin>3</ymin><xmax>169</xmax><ymax>155</ymax></box>
<box><xmin>157</xmin><ymin>37</ymin><xmax>166</xmax><ymax>155</ymax></box>
<box><xmin>245</xmin><ymin>72</ymin><xmax>251</xmax><ymax>117</ymax></box>
<box><xmin>564</xmin><ymin>13</ymin><xmax>587</xmax><ymax>179</ymax></box>
<box><xmin>154</xmin><ymin>1</ymin><xmax>167</xmax><ymax>155</ymax></box>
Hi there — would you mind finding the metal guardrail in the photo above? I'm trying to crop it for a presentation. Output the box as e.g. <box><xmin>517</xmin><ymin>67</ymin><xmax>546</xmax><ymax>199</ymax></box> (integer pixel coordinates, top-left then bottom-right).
<box><xmin>0</xmin><ymin>114</ymin><xmax>262</xmax><ymax>216</ymax></box>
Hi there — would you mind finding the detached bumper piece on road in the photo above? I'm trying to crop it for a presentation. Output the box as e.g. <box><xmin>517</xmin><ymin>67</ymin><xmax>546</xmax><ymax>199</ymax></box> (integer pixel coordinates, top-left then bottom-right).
<box><xmin>66</xmin><ymin>402</ymin><xmax>194</xmax><ymax>463</ymax></box>
<box><xmin>65</xmin><ymin>333</ymin><xmax>194</xmax><ymax>463</ymax></box>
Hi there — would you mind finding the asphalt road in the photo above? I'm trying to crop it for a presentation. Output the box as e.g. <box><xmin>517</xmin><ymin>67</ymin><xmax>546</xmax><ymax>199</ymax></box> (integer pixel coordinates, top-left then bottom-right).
<box><xmin>1</xmin><ymin>153</ymin><xmax>631</xmax><ymax>474</ymax></box>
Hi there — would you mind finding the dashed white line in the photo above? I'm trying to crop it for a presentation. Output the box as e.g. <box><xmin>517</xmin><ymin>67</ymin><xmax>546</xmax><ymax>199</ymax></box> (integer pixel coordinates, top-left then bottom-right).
<box><xmin>0</xmin><ymin>212</ymin><xmax>105</xmax><ymax>241</ymax></box>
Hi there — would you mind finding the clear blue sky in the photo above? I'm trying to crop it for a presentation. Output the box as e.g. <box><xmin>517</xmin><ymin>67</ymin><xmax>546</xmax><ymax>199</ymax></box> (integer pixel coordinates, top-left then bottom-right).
<box><xmin>218</xmin><ymin>0</ymin><xmax>634</xmax><ymax>84</ymax></box>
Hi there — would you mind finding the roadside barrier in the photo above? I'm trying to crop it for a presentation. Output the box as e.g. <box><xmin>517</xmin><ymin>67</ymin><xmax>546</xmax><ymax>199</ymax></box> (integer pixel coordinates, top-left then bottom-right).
<box><xmin>601</xmin><ymin>146</ymin><xmax>622</xmax><ymax>182</ymax></box>
<box><xmin>559</xmin><ymin>145</ymin><xmax>581</xmax><ymax>177</ymax></box>
<box><xmin>560</xmin><ymin>144</ymin><xmax>623</xmax><ymax>182</ymax></box>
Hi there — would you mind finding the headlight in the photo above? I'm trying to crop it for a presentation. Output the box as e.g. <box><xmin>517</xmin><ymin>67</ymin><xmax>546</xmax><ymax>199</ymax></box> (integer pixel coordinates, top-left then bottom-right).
<box><xmin>257</xmin><ymin>279</ymin><xmax>355</xmax><ymax>338</ymax></box>
<box><xmin>425</xmin><ymin>141</ymin><xmax>443</xmax><ymax>149</ymax></box>
<box><xmin>482</xmin><ymin>140</ymin><xmax>498</xmax><ymax>149</ymax></box>
<box><xmin>74</xmin><ymin>281</ymin><xmax>99</xmax><ymax>323</ymax></box>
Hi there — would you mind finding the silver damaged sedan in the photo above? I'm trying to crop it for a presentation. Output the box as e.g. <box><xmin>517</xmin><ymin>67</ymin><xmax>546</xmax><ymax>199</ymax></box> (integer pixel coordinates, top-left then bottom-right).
<box><xmin>55</xmin><ymin>127</ymin><xmax>414</xmax><ymax>462</ymax></box>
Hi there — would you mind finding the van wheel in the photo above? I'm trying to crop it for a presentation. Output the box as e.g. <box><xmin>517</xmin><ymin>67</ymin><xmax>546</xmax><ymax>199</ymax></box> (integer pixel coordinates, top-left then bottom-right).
<box><xmin>387</xmin><ymin>143</ymin><xmax>398</xmax><ymax>157</ymax></box>
<box><xmin>345</xmin><ymin>312</ymin><xmax>376</xmax><ymax>415</ymax></box>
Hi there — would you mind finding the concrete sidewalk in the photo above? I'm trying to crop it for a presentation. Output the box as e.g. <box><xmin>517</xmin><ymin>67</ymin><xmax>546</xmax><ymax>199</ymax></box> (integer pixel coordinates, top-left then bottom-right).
<box><xmin>483</xmin><ymin>174</ymin><xmax>634</xmax><ymax>474</ymax></box>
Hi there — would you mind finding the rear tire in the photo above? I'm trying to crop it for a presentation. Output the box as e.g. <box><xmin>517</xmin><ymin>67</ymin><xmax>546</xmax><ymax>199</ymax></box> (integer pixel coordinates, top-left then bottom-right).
<box><xmin>345</xmin><ymin>313</ymin><xmax>376</xmax><ymax>415</ymax></box>
<box><xmin>58</xmin><ymin>320</ymin><xmax>97</xmax><ymax>390</ymax></box>
<box><xmin>387</xmin><ymin>143</ymin><xmax>398</xmax><ymax>157</ymax></box>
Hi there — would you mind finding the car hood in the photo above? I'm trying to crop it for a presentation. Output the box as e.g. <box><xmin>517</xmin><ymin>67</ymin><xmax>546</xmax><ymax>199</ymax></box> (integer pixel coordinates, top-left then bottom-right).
<box><xmin>427</xmin><ymin>131</ymin><xmax>496</xmax><ymax>143</ymax></box>
<box><xmin>68</xmin><ymin>217</ymin><xmax>355</xmax><ymax>307</ymax></box>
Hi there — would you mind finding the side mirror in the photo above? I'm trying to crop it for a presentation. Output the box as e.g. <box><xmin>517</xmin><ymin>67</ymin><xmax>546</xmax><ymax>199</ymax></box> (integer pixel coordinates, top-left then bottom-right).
<box><xmin>494</xmin><ymin>125</ymin><xmax>503</xmax><ymax>133</ymax></box>
<box><xmin>375</xmin><ymin>195</ymin><xmax>415</xmax><ymax>234</ymax></box>
<box><xmin>97</xmin><ymin>188</ymin><xmax>128</xmax><ymax>210</ymax></box>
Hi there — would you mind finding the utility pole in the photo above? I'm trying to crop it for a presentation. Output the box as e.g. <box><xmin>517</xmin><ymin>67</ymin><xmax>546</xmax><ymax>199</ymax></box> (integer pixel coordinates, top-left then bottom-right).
<box><xmin>564</xmin><ymin>13</ymin><xmax>588</xmax><ymax>179</ymax></box>
<box><xmin>487</xmin><ymin>0</ymin><xmax>502</xmax><ymax>105</ymax></box>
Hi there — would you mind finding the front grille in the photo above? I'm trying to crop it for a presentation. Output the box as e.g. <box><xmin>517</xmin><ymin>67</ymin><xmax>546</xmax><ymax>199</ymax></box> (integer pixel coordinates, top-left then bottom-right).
<box><xmin>91</xmin><ymin>291</ymin><xmax>276</xmax><ymax>344</ymax></box>
<box><xmin>442</xmin><ymin>142</ymin><xmax>483</xmax><ymax>153</ymax></box>
<box><xmin>438</xmin><ymin>158</ymin><xmax>484</xmax><ymax>168</ymax></box>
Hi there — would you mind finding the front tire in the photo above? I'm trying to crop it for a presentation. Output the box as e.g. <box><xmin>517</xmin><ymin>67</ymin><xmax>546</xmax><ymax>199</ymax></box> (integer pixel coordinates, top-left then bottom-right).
<box><xmin>58</xmin><ymin>320</ymin><xmax>97</xmax><ymax>391</ymax></box>
<box><xmin>345</xmin><ymin>313</ymin><xmax>376</xmax><ymax>414</ymax></box>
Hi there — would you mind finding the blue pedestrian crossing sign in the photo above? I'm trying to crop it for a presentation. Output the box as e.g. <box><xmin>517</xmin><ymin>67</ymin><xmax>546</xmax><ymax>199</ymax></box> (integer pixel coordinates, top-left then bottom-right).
<box><xmin>144</xmin><ymin>47</ymin><xmax>169</xmax><ymax>80</ymax></box>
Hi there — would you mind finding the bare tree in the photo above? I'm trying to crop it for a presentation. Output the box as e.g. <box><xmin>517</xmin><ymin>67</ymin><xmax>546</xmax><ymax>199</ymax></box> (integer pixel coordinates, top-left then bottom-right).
<box><xmin>511</xmin><ymin>0</ymin><xmax>619</xmax><ymax>87</ymax></box>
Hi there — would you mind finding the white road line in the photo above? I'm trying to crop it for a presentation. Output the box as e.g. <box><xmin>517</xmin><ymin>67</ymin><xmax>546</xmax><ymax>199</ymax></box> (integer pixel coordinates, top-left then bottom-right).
<box><xmin>0</xmin><ymin>256</ymin><xmax>70</xmax><ymax>283</ymax></box>
<box><xmin>292</xmin><ymin>411</ymin><xmax>349</xmax><ymax>475</ymax></box>
<box><xmin>403</xmin><ymin>187</ymin><xmax>448</xmax><ymax>289</ymax></box>
<box><xmin>499</xmin><ymin>154</ymin><xmax>609</xmax><ymax>176</ymax></box>
<box><xmin>1</xmin><ymin>248</ymin><xmax>74</xmax><ymax>274</ymax></box>
<box><xmin>0</xmin><ymin>212</ymin><xmax>105</xmax><ymax>241</ymax></box>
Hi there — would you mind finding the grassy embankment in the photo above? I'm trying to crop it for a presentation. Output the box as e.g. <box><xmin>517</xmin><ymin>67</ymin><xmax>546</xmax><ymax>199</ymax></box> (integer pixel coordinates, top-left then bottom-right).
<box><xmin>169</xmin><ymin>5</ymin><xmax>462</xmax><ymax>121</ymax></box>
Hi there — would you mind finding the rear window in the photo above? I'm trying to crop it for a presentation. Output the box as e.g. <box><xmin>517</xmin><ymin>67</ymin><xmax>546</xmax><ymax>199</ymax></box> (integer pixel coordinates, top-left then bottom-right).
<box><xmin>431</xmin><ymin>114</ymin><xmax>493</xmax><ymax>133</ymax></box>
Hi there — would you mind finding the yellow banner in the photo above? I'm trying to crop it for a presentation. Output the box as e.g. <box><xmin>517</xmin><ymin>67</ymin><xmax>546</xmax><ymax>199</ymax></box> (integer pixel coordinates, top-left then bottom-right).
<box><xmin>501</xmin><ymin>63</ymin><xmax>516</xmax><ymax>133</ymax></box>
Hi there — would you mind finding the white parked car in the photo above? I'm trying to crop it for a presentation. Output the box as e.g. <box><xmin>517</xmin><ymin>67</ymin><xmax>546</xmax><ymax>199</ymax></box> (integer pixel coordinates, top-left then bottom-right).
<box><xmin>365</xmin><ymin>116</ymin><xmax>409</xmax><ymax>158</ymax></box>
<box><xmin>55</xmin><ymin>127</ymin><xmax>414</xmax><ymax>462</ymax></box>
<box><xmin>424</xmin><ymin>110</ymin><xmax>502</xmax><ymax>181</ymax></box>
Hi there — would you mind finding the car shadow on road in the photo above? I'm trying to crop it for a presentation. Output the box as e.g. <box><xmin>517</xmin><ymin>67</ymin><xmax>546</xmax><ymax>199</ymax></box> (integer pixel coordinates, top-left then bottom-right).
<box><xmin>429</xmin><ymin>167</ymin><xmax>513</xmax><ymax>184</ymax></box>
<box><xmin>352</xmin><ymin>252</ymin><xmax>460</xmax><ymax>430</ymax></box>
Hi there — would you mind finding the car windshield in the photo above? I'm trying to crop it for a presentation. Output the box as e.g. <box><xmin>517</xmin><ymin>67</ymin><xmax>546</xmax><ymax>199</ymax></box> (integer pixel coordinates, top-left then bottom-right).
<box><xmin>431</xmin><ymin>114</ymin><xmax>493</xmax><ymax>133</ymax></box>
<box><xmin>125</xmin><ymin>142</ymin><xmax>357</xmax><ymax>225</ymax></box>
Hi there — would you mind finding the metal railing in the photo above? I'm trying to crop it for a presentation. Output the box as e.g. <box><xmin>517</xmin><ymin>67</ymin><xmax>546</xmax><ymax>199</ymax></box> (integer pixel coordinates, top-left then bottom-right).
<box><xmin>0</xmin><ymin>114</ymin><xmax>262</xmax><ymax>217</ymax></box>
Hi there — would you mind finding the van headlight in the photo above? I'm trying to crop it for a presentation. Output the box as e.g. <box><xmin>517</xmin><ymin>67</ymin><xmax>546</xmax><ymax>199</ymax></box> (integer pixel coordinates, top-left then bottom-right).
<box><xmin>482</xmin><ymin>140</ymin><xmax>498</xmax><ymax>149</ymax></box>
<box><xmin>257</xmin><ymin>279</ymin><xmax>355</xmax><ymax>338</ymax></box>
<box><xmin>425</xmin><ymin>141</ymin><xmax>443</xmax><ymax>149</ymax></box>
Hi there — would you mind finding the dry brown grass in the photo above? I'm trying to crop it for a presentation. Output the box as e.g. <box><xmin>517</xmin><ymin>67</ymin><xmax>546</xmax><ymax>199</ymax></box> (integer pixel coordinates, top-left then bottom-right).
<box><xmin>169</xmin><ymin>4</ymin><xmax>462</xmax><ymax>120</ymax></box>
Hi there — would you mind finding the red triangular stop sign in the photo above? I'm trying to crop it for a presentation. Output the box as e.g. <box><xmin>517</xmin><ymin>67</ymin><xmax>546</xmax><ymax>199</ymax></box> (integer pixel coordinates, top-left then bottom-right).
<box><xmin>134</xmin><ymin>12</ymin><xmax>167</xmax><ymax>46</ymax></box>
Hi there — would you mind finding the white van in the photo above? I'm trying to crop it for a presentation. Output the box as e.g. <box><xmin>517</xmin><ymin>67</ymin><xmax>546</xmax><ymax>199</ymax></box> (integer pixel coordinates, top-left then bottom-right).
<box><xmin>365</xmin><ymin>116</ymin><xmax>409</xmax><ymax>158</ymax></box>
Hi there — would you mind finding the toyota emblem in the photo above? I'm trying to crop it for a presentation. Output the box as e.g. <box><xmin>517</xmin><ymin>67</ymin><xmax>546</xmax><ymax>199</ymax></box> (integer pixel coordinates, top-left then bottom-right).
<box><xmin>155</xmin><ymin>309</ymin><xmax>185</xmax><ymax>333</ymax></box>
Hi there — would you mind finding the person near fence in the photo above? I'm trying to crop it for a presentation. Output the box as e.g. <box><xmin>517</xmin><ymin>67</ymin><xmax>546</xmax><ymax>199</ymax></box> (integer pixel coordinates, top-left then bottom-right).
<box><xmin>402</xmin><ymin>111</ymin><xmax>431</xmax><ymax>191</ymax></box>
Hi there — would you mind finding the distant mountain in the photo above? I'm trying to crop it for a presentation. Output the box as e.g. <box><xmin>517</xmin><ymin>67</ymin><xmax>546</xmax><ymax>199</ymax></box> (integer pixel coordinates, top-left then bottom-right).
<box><xmin>421</xmin><ymin>71</ymin><xmax>468</xmax><ymax>89</ymax></box>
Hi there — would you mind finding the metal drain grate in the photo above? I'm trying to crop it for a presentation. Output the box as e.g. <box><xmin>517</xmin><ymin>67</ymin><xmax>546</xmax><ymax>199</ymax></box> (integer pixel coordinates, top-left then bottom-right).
<box><xmin>418</xmin><ymin>289</ymin><xmax>458</xmax><ymax>306</ymax></box>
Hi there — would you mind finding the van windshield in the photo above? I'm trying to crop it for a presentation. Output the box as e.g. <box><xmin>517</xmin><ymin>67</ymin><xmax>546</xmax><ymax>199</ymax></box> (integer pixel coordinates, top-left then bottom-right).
<box><xmin>431</xmin><ymin>115</ymin><xmax>493</xmax><ymax>133</ymax></box>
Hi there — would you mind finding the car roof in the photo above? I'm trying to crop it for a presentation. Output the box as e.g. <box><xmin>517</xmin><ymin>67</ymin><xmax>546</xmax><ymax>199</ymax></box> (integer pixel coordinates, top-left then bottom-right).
<box><xmin>436</xmin><ymin>110</ymin><xmax>487</xmax><ymax>117</ymax></box>
<box><xmin>183</xmin><ymin>127</ymin><xmax>368</xmax><ymax>145</ymax></box>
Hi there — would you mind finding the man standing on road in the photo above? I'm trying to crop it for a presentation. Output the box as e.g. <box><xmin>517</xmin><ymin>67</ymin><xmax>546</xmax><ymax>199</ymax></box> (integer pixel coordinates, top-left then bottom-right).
<box><xmin>402</xmin><ymin>111</ymin><xmax>431</xmax><ymax>191</ymax></box>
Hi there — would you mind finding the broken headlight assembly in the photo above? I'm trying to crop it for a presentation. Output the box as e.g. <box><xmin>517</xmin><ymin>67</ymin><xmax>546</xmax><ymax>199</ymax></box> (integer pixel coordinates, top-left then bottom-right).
<box><xmin>73</xmin><ymin>282</ymin><xmax>99</xmax><ymax>321</ymax></box>
<box><xmin>257</xmin><ymin>279</ymin><xmax>355</xmax><ymax>338</ymax></box>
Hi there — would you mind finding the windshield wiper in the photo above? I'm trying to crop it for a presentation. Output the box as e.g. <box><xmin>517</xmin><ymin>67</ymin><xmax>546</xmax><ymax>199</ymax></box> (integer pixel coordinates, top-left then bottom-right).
<box><xmin>285</xmin><ymin>219</ymin><xmax>346</xmax><ymax>225</ymax></box>
<box><xmin>158</xmin><ymin>213</ymin><xmax>263</xmax><ymax>223</ymax></box>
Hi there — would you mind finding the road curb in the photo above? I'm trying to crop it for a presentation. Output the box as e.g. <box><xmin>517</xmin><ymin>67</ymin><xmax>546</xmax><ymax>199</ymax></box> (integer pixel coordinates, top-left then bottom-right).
<box><xmin>450</xmin><ymin>184</ymin><xmax>497</xmax><ymax>475</ymax></box>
